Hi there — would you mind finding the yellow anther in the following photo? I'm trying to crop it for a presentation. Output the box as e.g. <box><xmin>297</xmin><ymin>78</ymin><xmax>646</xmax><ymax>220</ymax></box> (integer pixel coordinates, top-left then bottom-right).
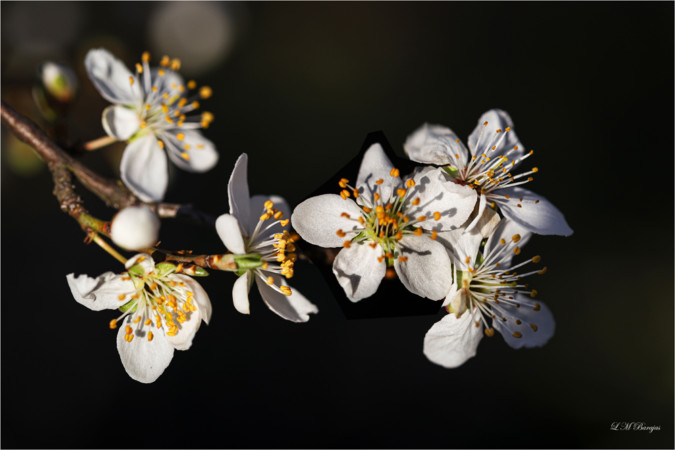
<box><xmin>157</xmin><ymin>140</ymin><xmax>165</xmax><ymax>149</ymax></box>
<box><xmin>139</xmin><ymin>120</ymin><xmax>147</xmax><ymax>129</ymax></box>
<box><xmin>128</xmin><ymin>76</ymin><xmax>134</xmax><ymax>86</ymax></box>
<box><xmin>151</xmin><ymin>86</ymin><xmax>158</xmax><ymax>92</ymax></box>
<box><xmin>280</xmin><ymin>219</ymin><xmax>289</xmax><ymax>227</ymax></box>
<box><xmin>336</xmin><ymin>229</ymin><xmax>346</xmax><ymax>238</ymax></box>
<box><xmin>175</xmin><ymin>263</ymin><xmax>184</xmax><ymax>273</ymax></box>
<box><xmin>512</xmin><ymin>331</ymin><xmax>522</xmax><ymax>338</ymax></box>
<box><xmin>260</xmin><ymin>213</ymin><xmax>271</xmax><ymax>221</ymax></box>
<box><xmin>532</xmin><ymin>167</ymin><xmax>539</xmax><ymax>173</ymax></box>
<box><xmin>394</xmin><ymin>231</ymin><xmax>403</xmax><ymax>240</ymax></box>
<box><xmin>398</xmin><ymin>256</ymin><xmax>408</xmax><ymax>262</ymax></box>
<box><xmin>530</xmin><ymin>289</ymin><xmax>538</xmax><ymax>298</ymax></box>
<box><xmin>374</xmin><ymin>193</ymin><xmax>380</xmax><ymax>201</ymax></box>
<box><xmin>430</xmin><ymin>230</ymin><xmax>438</xmax><ymax>240</ymax></box>
<box><xmin>170</xmin><ymin>58</ymin><xmax>181</xmax><ymax>70</ymax></box>
<box><xmin>390</xmin><ymin>168</ymin><xmax>400</xmax><ymax>178</ymax></box>
<box><xmin>109</xmin><ymin>319</ymin><xmax>118</xmax><ymax>329</ymax></box>
<box><xmin>179</xmin><ymin>152</ymin><xmax>189</xmax><ymax>161</ymax></box>
<box><xmin>513</xmin><ymin>246</ymin><xmax>521</xmax><ymax>255</ymax></box>
<box><xmin>362</xmin><ymin>206</ymin><xmax>372</xmax><ymax>213</ymax></box>
<box><xmin>377</xmin><ymin>255</ymin><xmax>384</xmax><ymax>263</ymax></box>
<box><xmin>160</xmin><ymin>55</ymin><xmax>170</xmax><ymax>67</ymax></box>
<box><xmin>375</xmin><ymin>178</ymin><xmax>384</xmax><ymax>185</ymax></box>
<box><xmin>338</xmin><ymin>178</ymin><xmax>349</xmax><ymax>188</ymax></box>
<box><xmin>261</xmin><ymin>262</ymin><xmax>269</xmax><ymax>270</ymax></box>
<box><xmin>538</xmin><ymin>267</ymin><xmax>548</xmax><ymax>275</ymax></box>
<box><xmin>496</xmin><ymin>129</ymin><xmax>502</xmax><ymax>133</ymax></box>
<box><xmin>142</xmin><ymin>51</ymin><xmax>150</xmax><ymax>63</ymax></box>
<box><xmin>272</xmin><ymin>210</ymin><xmax>283</xmax><ymax>220</ymax></box>
<box><xmin>483</xmin><ymin>121</ymin><xmax>488</xmax><ymax>126</ymax></box>
<box><xmin>417</xmin><ymin>215</ymin><xmax>427</xmax><ymax>222</ymax></box>
<box><xmin>397</xmin><ymin>188</ymin><xmax>406</xmax><ymax>197</ymax></box>
<box><xmin>186</xmin><ymin>79</ymin><xmax>197</xmax><ymax>89</ymax></box>
<box><xmin>202</xmin><ymin>111</ymin><xmax>214</xmax><ymax>122</ymax></box>
<box><xmin>136</xmin><ymin>63</ymin><xmax>143</xmax><ymax>73</ymax></box>
<box><xmin>532</xmin><ymin>255</ymin><xmax>542</xmax><ymax>263</ymax></box>
<box><xmin>505</xmin><ymin>127</ymin><xmax>511</xmax><ymax>132</ymax></box>
<box><xmin>530</xmin><ymin>324</ymin><xmax>538</xmax><ymax>332</ymax></box>
<box><xmin>484</xmin><ymin>328</ymin><xmax>495</xmax><ymax>337</ymax></box>
<box><xmin>411</xmin><ymin>198</ymin><xmax>420</xmax><ymax>206</ymax></box>
<box><xmin>118</xmin><ymin>294</ymin><xmax>126</xmax><ymax>301</ymax></box>
<box><xmin>512</xmin><ymin>234</ymin><xmax>521</xmax><ymax>243</ymax></box>
<box><xmin>340</xmin><ymin>212</ymin><xmax>351</xmax><ymax>218</ymax></box>
<box><xmin>147</xmin><ymin>331</ymin><xmax>154</xmax><ymax>342</ymax></box>
<box><xmin>158</xmin><ymin>69</ymin><xmax>166</xmax><ymax>77</ymax></box>
<box><xmin>433</xmin><ymin>212</ymin><xmax>441</xmax><ymax>221</ymax></box>
<box><xmin>414</xmin><ymin>228</ymin><xmax>423</xmax><ymax>236</ymax></box>
<box><xmin>125</xmin><ymin>325</ymin><xmax>133</xmax><ymax>335</ymax></box>
<box><xmin>343</xmin><ymin>240</ymin><xmax>352</xmax><ymax>248</ymax></box>
<box><xmin>406</xmin><ymin>179</ymin><xmax>415</xmax><ymax>188</ymax></box>
<box><xmin>266</xmin><ymin>276</ymin><xmax>274</xmax><ymax>286</ymax></box>
<box><xmin>339</xmin><ymin>189</ymin><xmax>351</xmax><ymax>200</ymax></box>
<box><xmin>199</xmin><ymin>86</ymin><xmax>213</xmax><ymax>99</ymax></box>
<box><xmin>133</xmin><ymin>316</ymin><xmax>141</xmax><ymax>324</ymax></box>
<box><xmin>125</xmin><ymin>333</ymin><xmax>135</xmax><ymax>342</ymax></box>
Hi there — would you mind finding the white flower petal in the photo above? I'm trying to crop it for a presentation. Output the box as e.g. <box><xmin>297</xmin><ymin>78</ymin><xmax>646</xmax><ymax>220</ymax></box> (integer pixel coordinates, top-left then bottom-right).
<box><xmin>85</xmin><ymin>48</ymin><xmax>142</xmax><ymax>105</ymax></box>
<box><xmin>66</xmin><ymin>272</ymin><xmax>135</xmax><ymax>311</ymax></box>
<box><xmin>164</xmin><ymin>305</ymin><xmax>201</xmax><ymax>351</ymax></box>
<box><xmin>406</xmin><ymin>167</ymin><xmax>477</xmax><ymax>231</ymax></box>
<box><xmin>404</xmin><ymin>123</ymin><xmax>469</xmax><ymax>167</ymax></box>
<box><xmin>467</xmin><ymin>109</ymin><xmax>524</xmax><ymax>161</ymax></box>
<box><xmin>356</xmin><ymin>143</ymin><xmax>397</xmax><ymax>203</ymax></box>
<box><xmin>423</xmin><ymin>311</ymin><xmax>484</xmax><ymax>368</ymax></box>
<box><xmin>255</xmin><ymin>273</ymin><xmax>318</xmax><ymax>322</ymax></box>
<box><xmin>394</xmin><ymin>234</ymin><xmax>453</xmax><ymax>300</ymax></box>
<box><xmin>332</xmin><ymin>242</ymin><xmax>385</xmax><ymax>302</ymax></box>
<box><xmin>150</xmin><ymin>68</ymin><xmax>184</xmax><ymax>97</ymax></box>
<box><xmin>228</xmin><ymin>153</ymin><xmax>252</xmax><ymax>232</ymax></box>
<box><xmin>163</xmin><ymin>130</ymin><xmax>218</xmax><ymax>173</ymax></box>
<box><xmin>173</xmin><ymin>274</ymin><xmax>212</xmax><ymax>324</ymax></box>
<box><xmin>464</xmin><ymin>195</ymin><xmax>501</xmax><ymax>238</ymax></box>
<box><xmin>498</xmin><ymin>187</ymin><xmax>573</xmax><ymax>236</ymax></box>
<box><xmin>101</xmin><ymin>105</ymin><xmax>140</xmax><ymax>141</ymax></box>
<box><xmin>120</xmin><ymin>134</ymin><xmax>168</xmax><ymax>202</ymax></box>
<box><xmin>492</xmin><ymin>295</ymin><xmax>555</xmax><ymax>349</ymax></box>
<box><xmin>125</xmin><ymin>253</ymin><xmax>156</xmax><ymax>273</ymax></box>
<box><xmin>291</xmin><ymin>194</ymin><xmax>363</xmax><ymax>248</ymax></box>
<box><xmin>249</xmin><ymin>195</ymin><xmax>290</xmax><ymax>239</ymax></box>
<box><xmin>232</xmin><ymin>271</ymin><xmax>252</xmax><ymax>315</ymax></box>
<box><xmin>116</xmin><ymin>318</ymin><xmax>175</xmax><ymax>383</ymax></box>
<box><xmin>215</xmin><ymin>213</ymin><xmax>246</xmax><ymax>254</ymax></box>
<box><xmin>434</xmin><ymin>227</ymin><xmax>483</xmax><ymax>271</ymax></box>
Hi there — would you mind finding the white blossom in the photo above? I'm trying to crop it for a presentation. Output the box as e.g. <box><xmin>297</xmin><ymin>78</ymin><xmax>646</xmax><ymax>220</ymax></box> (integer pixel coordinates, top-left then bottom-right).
<box><xmin>215</xmin><ymin>154</ymin><xmax>318</xmax><ymax>322</ymax></box>
<box><xmin>85</xmin><ymin>48</ymin><xmax>218</xmax><ymax>202</ymax></box>
<box><xmin>67</xmin><ymin>254</ymin><xmax>212</xmax><ymax>383</ymax></box>
<box><xmin>405</xmin><ymin>110</ymin><xmax>572</xmax><ymax>236</ymax></box>
<box><xmin>291</xmin><ymin>143</ymin><xmax>477</xmax><ymax>302</ymax></box>
<box><xmin>423</xmin><ymin>218</ymin><xmax>555</xmax><ymax>368</ymax></box>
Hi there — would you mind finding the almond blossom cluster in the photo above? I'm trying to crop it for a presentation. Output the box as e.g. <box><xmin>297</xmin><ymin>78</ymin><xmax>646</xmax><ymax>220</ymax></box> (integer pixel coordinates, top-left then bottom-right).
<box><xmin>59</xmin><ymin>48</ymin><xmax>571</xmax><ymax>383</ymax></box>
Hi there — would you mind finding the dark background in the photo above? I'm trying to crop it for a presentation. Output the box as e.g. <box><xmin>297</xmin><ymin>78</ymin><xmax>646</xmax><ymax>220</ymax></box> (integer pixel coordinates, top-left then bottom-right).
<box><xmin>2</xmin><ymin>2</ymin><xmax>673</xmax><ymax>448</ymax></box>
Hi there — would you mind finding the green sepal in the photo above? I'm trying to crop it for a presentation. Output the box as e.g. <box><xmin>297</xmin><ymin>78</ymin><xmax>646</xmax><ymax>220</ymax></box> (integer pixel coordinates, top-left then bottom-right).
<box><xmin>119</xmin><ymin>300</ymin><xmax>138</xmax><ymax>313</ymax></box>
<box><xmin>128</xmin><ymin>264</ymin><xmax>145</xmax><ymax>276</ymax></box>
<box><xmin>183</xmin><ymin>266</ymin><xmax>209</xmax><ymax>277</ymax></box>
<box><xmin>155</xmin><ymin>262</ymin><xmax>176</xmax><ymax>277</ymax></box>
<box><xmin>443</xmin><ymin>166</ymin><xmax>460</xmax><ymax>178</ymax></box>
<box><xmin>234</xmin><ymin>269</ymin><xmax>248</xmax><ymax>277</ymax></box>
<box><xmin>234</xmin><ymin>253</ymin><xmax>264</xmax><ymax>271</ymax></box>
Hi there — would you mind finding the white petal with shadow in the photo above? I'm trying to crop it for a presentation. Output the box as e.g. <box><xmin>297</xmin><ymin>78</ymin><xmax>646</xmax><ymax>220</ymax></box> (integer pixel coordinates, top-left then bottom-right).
<box><xmin>291</xmin><ymin>194</ymin><xmax>363</xmax><ymax>248</ymax></box>
<box><xmin>332</xmin><ymin>241</ymin><xmax>385</xmax><ymax>302</ymax></box>
<box><xmin>116</xmin><ymin>318</ymin><xmax>175</xmax><ymax>383</ymax></box>
<box><xmin>394</xmin><ymin>234</ymin><xmax>452</xmax><ymax>300</ymax></box>
<box><xmin>67</xmin><ymin>272</ymin><xmax>135</xmax><ymax>311</ymax></box>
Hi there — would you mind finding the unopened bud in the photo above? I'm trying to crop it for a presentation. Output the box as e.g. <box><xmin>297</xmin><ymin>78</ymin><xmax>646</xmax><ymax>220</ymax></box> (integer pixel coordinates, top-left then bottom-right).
<box><xmin>110</xmin><ymin>206</ymin><xmax>160</xmax><ymax>251</ymax></box>
<box><xmin>39</xmin><ymin>62</ymin><xmax>78</xmax><ymax>103</ymax></box>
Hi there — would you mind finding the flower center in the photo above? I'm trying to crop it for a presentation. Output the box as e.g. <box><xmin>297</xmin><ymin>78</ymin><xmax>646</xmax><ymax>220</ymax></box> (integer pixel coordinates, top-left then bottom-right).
<box><xmin>444</xmin><ymin>123</ymin><xmax>539</xmax><ymax>206</ymax></box>
<box><xmin>245</xmin><ymin>200</ymin><xmax>298</xmax><ymax>296</ymax></box>
<box><xmin>336</xmin><ymin>168</ymin><xmax>441</xmax><ymax>265</ymax></box>
<box><xmin>130</xmin><ymin>51</ymin><xmax>215</xmax><ymax>161</ymax></box>
<box><xmin>109</xmin><ymin>258</ymin><xmax>197</xmax><ymax>342</ymax></box>
<box><xmin>447</xmin><ymin>235</ymin><xmax>546</xmax><ymax>338</ymax></box>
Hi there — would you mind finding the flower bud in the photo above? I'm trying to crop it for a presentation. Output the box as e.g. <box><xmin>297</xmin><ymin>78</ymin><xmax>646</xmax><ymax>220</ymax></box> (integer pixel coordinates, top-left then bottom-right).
<box><xmin>110</xmin><ymin>206</ymin><xmax>160</xmax><ymax>251</ymax></box>
<box><xmin>39</xmin><ymin>62</ymin><xmax>78</xmax><ymax>103</ymax></box>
